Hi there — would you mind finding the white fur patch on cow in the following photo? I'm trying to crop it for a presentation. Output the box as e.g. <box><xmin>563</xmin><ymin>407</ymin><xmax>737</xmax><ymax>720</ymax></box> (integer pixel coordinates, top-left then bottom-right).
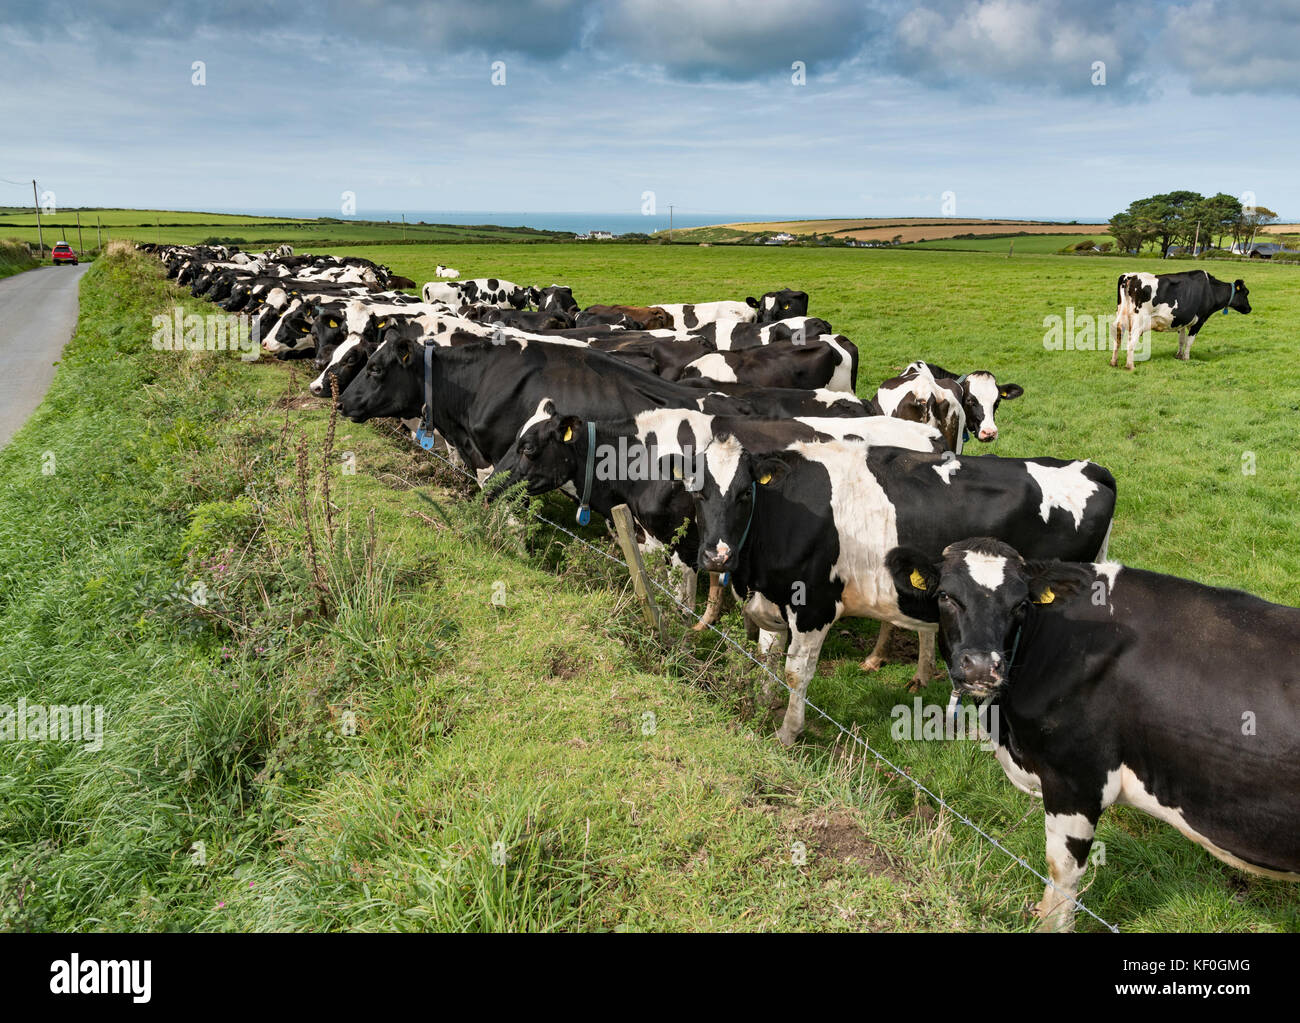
<box><xmin>933</xmin><ymin>457</ymin><xmax>961</xmax><ymax>484</ymax></box>
<box><xmin>685</xmin><ymin>353</ymin><xmax>737</xmax><ymax>383</ymax></box>
<box><xmin>1110</xmin><ymin>766</ymin><xmax>1300</xmax><ymax>881</ymax></box>
<box><xmin>963</xmin><ymin>550</ymin><xmax>1006</xmax><ymax>591</ymax></box>
<box><xmin>1025</xmin><ymin>460</ymin><xmax>1099</xmax><ymax>529</ymax></box>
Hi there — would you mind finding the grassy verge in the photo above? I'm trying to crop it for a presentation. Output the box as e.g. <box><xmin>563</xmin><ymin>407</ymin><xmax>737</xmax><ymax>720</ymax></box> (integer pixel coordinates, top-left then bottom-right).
<box><xmin>0</xmin><ymin>239</ymin><xmax>39</xmax><ymax>279</ymax></box>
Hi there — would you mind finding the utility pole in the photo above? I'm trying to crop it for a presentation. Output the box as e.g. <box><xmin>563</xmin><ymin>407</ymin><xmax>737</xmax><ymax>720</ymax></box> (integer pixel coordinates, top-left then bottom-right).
<box><xmin>32</xmin><ymin>180</ymin><xmax>44</xmax><ymax>258</ymax></box>
<box><xmin>668</xmin><ymin>204</ymin><xmax>674</xmax><ymax>242</ymax></box>
<box><xmin>76</xmin><ymin>211</ymin><xmax>84</xmax><ymax>253</ymax></box>
<box><xmin>96</xmin><ymin>216</ymin><xmax>102</xmax><ymax>250</ymax></box>
<box><xmin>1192</xmin><ymin>219</ymin><xmax>1200</xmax><ymax>258</ymax></box>
<box><xmin>401</xmin><ymin>212</ymin><xmax>407</xmax><ymax>241</ymax></box>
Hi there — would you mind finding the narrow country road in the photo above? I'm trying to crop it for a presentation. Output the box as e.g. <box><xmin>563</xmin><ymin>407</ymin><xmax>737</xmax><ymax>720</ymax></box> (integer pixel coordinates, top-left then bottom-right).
<box><xmin>0</xmin><ymin>263</ymin><xmax>90</xmax><ymax>448</ymax></box>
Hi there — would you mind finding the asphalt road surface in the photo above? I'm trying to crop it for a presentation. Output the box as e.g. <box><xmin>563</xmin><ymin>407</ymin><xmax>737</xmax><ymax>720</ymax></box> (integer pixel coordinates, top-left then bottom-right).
<box><xmin>0</xmin><ymin>263</ymin><xmax>89</xmax><ymax>448</ymax></box>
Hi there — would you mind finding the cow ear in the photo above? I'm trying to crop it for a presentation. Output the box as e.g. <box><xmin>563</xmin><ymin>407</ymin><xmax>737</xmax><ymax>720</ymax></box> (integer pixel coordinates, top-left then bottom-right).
<box><xmin>886</xmin><ymin>547</ymin><xmax>939</xmax><ymax>597</ymax></box>
<box><xmin>998</xmin><ymin>383</ymin><xmax>1024</xmax><ymax>400</ymax></box>
<box><xmin>753</xmin><ymin>455</ymin><xmax>790</xmax><ymax>488</ymax></box>
<box><xmin>558</xmin><ymin>415</ymin><xmax>584</xmax><ymax>444</ymax></box>
<box><xmin>746</xmin><ymin>296</ymin><xmax>760</xmax><ymax>308</ymax></box>
<box><xmin>396</xmin><ymin>337</ymin><xmax>415</xmax><ymax>365</ymax></box>
<box><xmin>1024</xmin><ymin>561</ymin><xmax>1085</xmax><ymax>605</ymax></box>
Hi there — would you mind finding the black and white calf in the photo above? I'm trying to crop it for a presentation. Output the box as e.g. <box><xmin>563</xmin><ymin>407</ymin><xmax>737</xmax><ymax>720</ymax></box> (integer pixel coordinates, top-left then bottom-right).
<box><xmin>690</xmin><ymin>442</ymin><xmax>1116</xmax><ymax>745</ymax></box>
<box><xmin>1111</xmin><ymin>270</ymin><xmax>1251</xmax><ymax>370</ymax></box>
<box><xmin>888</xmin><ymin>537</ymin><xmax>1299</xmax><ymax>930</ymax></box>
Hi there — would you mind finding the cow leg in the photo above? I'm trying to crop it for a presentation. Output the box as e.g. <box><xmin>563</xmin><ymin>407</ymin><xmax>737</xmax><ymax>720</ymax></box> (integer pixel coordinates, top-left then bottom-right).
<box><xmin>908</xmin><ymin>628</ymin><xmax>939</xmax><ymax>691</ymax></box>
<box><xmin>757</xmin><ymin>629</ymin><xmax>789</xmax><ymax>704</ymax></box>
<box><xmin>1182</xmin><ymin>329</ymin><xmax>1199</xmax><ymax>361</ymax></box>
<box><xmin>1175</xmin><ymin>329</ymin><xmax>1189</xmax><ymax>360</ymax></box>
<box><xmin>1109</xmin><ymin>315</ymin><xmax>1122</xmax><ymax>367</ymax></box>
<box><xmin>1125</xmin><ymin>320</ymin><xmax>1140</xmax><ymax>371</ymax></box>
<box><xmin>1034</xmin><ymin>807</ymin><xmax>1097</xmax><ymax>933</ymax></box>
<box><xmin>859</xmin><ymin>621</ymin><xmax>894</xmax><ymax>672</ymax></box>
<box><xmin>691</xmin><ymin>572</ymin><xmax>724</xmax><ymax>631</ymax></box>
<box><xmin>675</xmin><ymin>565</ymin><xmax>698</xmax><ymax>612</ymax></box>
<box><xmin>776</xmin><ymin>623</ymin><xmax>832</xmax><ymax>746</ymax></box>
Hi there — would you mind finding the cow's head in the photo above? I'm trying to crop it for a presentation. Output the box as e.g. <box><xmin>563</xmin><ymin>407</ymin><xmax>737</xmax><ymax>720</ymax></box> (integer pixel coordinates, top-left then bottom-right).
<box><xmin>746</xmin><ymin>289</ymin><xmax>810</xmax><ymax>324</ymax></box>
<box><xmin>264</xmin><ymin>302</ymin><xmax>317</xmax><ymax>357</ymax></box>
<box><xmin>887</xmin><ymin>538</ymin><xmax>1085</xmax><ymax>699</ymax></box>
<box><xmin>958</xmin><ymin>371</ymin><xmax>1022</xmax><ymax>442</ymax></box>
<box><xmin>532</xmin><ymin>285</ymin><xmax>578</xmax><ymax>315</ymax></box>
<box><xmin>338</xmin><ymin>333</ymin><xmax>425</xmax><ymax>422</ymax></box>
<box><xmin>689</xmin><ymin>440</ymin><xmax>790</xmax><ymax>574</ymax></box>
<box><xmin>489</xmin><ymin>402</ymin><xmax>585</xmax><ymax>498</ymax></box>
<box><xmin>508</xmin><ymin>287</ymin><xmax>530</xmax><ymax>310</ymax></box>
<box><xmin>309</xmin><ymin>320</ymin><xmax>407</xmax><ymax>398</ymax></box>
<box><xmin>1228</xmin><ymin>278</ymin><xmax>1251</xmax><ymax>315</ymax></box>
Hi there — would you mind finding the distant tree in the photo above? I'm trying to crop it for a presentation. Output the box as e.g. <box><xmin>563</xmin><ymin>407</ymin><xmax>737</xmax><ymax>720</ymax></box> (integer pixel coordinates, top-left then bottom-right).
<box><xmin>1108</xmin><ymin>211</ymin><xmax>1151</xmax><ymax>254</ymax></box>
<box><xmin>1238</xmin><ymin>204</ymin><xmax>1280</xmax><ymax>253</ymax></box>
<box><xmin>1198</xmin><ymin>192</ymin><xmax>1242</xmax><ymax>250</ymax></box>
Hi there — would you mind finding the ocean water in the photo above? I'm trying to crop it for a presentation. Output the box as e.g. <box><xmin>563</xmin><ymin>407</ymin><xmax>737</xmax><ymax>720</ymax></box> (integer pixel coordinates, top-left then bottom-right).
<box><xmin>208</xmin><ymin>208</ymin><xmax>812</xmax><ymax>235</ymax></box>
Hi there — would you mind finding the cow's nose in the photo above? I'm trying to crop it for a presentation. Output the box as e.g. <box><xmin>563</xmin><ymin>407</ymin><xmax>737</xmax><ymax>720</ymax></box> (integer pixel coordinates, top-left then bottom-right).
<box><xmin>701</xmin><ymin>541</ymin><xmax>732</xmax><ymax>570</ymax></box>
<box><xmin>309</xmin><ymin>381</ymin><xmax>324</xmax><ymax>397</ymax></box>
<box><xmin>978</xmin><ymin>428</ymin><xmax>997</xmax><ymax>441</ymax></box>
<box><xmin>957</xmin><ymin>650</ymin><xmax>1002</xmax><ymax>681</ymax></box>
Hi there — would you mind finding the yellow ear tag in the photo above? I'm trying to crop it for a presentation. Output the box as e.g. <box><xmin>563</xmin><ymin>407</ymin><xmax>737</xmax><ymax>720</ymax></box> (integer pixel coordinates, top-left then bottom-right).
<box><xmin>563</xmin><ymin>426</ymin><xmax>574</xmax><ymax>442</ymax></box>
<box><xmin>328</xmin><ymin>319</ymin><xmax>338</xmax><ymax>328</ymax></box>
<box><xmin>758</xmin><ymin>472</ymin><xmax>773</xmax><ymax>485</ymax></box>
<box><xmin>300</xmin><ymin>325</ymin><xmax>310</xmax><ymax>332</ymax></box>
<box><xmin>909</xmin><ymin>569</ymin><xmax>928</xmax><ymax>591</ymax></box>
<box><xmin>1036</xmin><ymin>587</ymin><xmax>1055</xmax><ymax>604</ymax></box>
<box><xmin>377</xmin><ymin>321</ymin><xmax>386</xmax><ymax>329</ymax></box>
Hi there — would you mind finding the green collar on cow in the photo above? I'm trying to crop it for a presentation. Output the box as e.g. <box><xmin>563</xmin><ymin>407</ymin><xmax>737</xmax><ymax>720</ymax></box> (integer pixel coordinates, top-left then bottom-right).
<box><xmin>416</xmin><ymin>343</ymin><xmax>436</xmax><ymax>450</ymax></box>
<box><xmin>719</xmin><ymin>481</ymin><xmax>757</xmax><ymax>587</ymax></box>
<box><xmin>576</xmin><ymin>421</ymin><xmax>597</xmax><ymax>526</ymax></box>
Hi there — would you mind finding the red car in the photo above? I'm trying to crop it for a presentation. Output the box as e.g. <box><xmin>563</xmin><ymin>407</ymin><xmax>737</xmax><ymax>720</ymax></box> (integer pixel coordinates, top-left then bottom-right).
<box><xmin>52</xmin><ymin>241</ymin><xmax>78</xmax><ymax>265</ymax></box>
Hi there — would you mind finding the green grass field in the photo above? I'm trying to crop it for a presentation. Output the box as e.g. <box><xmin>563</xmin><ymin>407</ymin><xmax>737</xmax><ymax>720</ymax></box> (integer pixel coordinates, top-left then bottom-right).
<box><xmin>1</xmin><ymin>240</ymin><xmax>1296</xmax><ymax>931</ymax></box>
<box><xmin>903</xmin><ymin>233</ymin><xmax>1116</xmax><ymax>253</ymax></box>
<box><xmin>0</xmin><ymin>208</ymin><xmax>570</xmax><ymax>251</ymax></box>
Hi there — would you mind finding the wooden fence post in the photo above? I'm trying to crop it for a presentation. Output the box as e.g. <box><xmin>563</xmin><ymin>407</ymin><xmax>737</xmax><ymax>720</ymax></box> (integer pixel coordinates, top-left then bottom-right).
<box><xmin>610</xmin><ymin>503</ymin><xmax>667</xmax><ymax>644</ymax></box>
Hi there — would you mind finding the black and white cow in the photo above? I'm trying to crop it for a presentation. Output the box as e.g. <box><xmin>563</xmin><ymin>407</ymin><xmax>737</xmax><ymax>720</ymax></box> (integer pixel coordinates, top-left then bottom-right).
<box><xmin>745</xmin><ymin>288</ymin><xmax>810</xmax><ymax>323</ymax></box>
<box><xmin>467</xmin><ymin>306</ymin><xmax>575</xmax><ymax>331</ymax></box>
<box><xmin>872</xmin><ymin>362</ymin><xmax>967</xmax><ymax>452</ymax></box>
<box><xmin>686</xmin><ymin>316</ymin><xmax>832</xmax><ymax>350</ymax></box>
<box><xmin>655</xmin><ymin>301</ymin><xmax>756</xmax><ymax>329</ymax></box>
<box><xmin>677</xmin><ymin>335</ymin><xmax>859</xmax><ymax>393</ymax></box>
<box><xmin>922</xmin><ymin>363</ymin><xmax>1023</xmax><ymax>443</ymax></box>
<box><xmin>689</xmin><ymin>442</ymin><xmax>1116</xmax><ymax>744</ymax></box>
<box><xmin>527</xmin><ymin>285</ymin><xmax>579</xmax><ymax>316</ymax></box>
<box><xmin>887</xmin><ymin>537</ymin><xmax>1300</xmax><ymax>930</ymax></box>
<box><xmin>1111</xmin><ymin>270</ymin><xmax>1251</xmax><ymax>370</ymax></box>
<box><xmin>489</xmin><ymin>405</ymin><xmax>944</xmax><ymax>618</ymax></box>
<box><xmin>421</xmin><ymin>278</ymin><xmax>529</xmax><ymax>310</ymax></box>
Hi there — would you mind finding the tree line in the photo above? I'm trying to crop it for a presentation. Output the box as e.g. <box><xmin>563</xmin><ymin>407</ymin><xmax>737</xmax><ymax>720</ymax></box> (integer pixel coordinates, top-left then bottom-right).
<box><xmin>1109</xmin><ymin>191</ymin><xmax>1279</xmax><ymax>257</ymax></box>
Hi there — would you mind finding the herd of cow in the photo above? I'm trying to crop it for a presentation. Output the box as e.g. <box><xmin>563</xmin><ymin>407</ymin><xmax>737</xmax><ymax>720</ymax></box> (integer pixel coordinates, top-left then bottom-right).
<box><xmin>142</xmin><ymin>242</ymin><xmax>1296</xmax><ymax>931</ymax></box>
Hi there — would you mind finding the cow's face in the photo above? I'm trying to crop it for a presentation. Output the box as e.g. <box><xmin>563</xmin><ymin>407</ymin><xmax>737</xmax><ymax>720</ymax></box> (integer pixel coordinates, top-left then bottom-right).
<box><xmin>960</xmin><ymin>372</ymin><xmax>1022</xmax><ymax>442</ymax></box>
<box><xmin>746</xmin><ymin>289</ymin><xmax>810</xmax><ymax>324</ymax></box>
<box><xmin>1230</xmin><ymin>279</ymin><xmax>1251</xmax><ymax>314</ymax></box>
<box><xmin>888</xmin><ymin>538</ymin><xmax>1078</xmax><ymax>699</ymax></box>
<box><xmin>689</xmin><ymin>441</ymin><xmax>788</xmax><ymax>573</ymax></box>
<box><xmin>268</xmin><ymin>304</ymin><xmax>317</xmax><ymax>356</ymax></box>
<box><xmin>339</xmin><ymin>335</ymin><xmax>424</xmax><ymax>422</ymax></box>
<box><xmin>491</xmin><ymin>405</ymin><xmax>584</xmax><ymax>497</ymax></box>
<box><xmin>537</xmin><ymin>286</ymin><xmax>578</xmax><ymax>315</ymax></box>
<box><xmin>508</xmin><ymin>288</ymin><xmax>530</xmax><ymax>310</ymax></box>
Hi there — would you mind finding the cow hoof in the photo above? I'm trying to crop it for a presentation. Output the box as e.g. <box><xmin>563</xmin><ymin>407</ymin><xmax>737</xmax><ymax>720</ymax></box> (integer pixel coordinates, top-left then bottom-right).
<box><xmin>859</xmin><ymin>655</ymin><xmax>886</xmax><ymax>673</ymax></box>
<box><xmin>1108</xmin><ymin>358</ymin><xmax>1117</xmax><ymax>368</ymax></box>
<box><xmin>906</xmin><ymin>675</ymin><xmax>927</xmax><ymax>694</ymax></box>
<box><xmin>1125</xmin><ymin>364</ymin><xmax>1135</xmax><ymax>372</ymax></box>
<box><xmin>775</xmin><ymin>727</ymin><xmax>798</xmax><ymax>748</ymax></box>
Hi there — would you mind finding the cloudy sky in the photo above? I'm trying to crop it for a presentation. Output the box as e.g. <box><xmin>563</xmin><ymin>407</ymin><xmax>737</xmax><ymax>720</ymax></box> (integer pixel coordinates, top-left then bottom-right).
<box><xmin>1</xmin><ymin>0</ymin><xmax>1297</xmax><ymax>221</ymax></box>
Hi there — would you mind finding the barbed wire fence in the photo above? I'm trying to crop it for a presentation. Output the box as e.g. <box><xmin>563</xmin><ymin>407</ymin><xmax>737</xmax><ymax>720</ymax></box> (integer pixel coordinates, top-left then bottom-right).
<box><xmin>386</xmin><ymin>425</ymin><xmax>1118</xmax><ymax>933</ymax></box>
